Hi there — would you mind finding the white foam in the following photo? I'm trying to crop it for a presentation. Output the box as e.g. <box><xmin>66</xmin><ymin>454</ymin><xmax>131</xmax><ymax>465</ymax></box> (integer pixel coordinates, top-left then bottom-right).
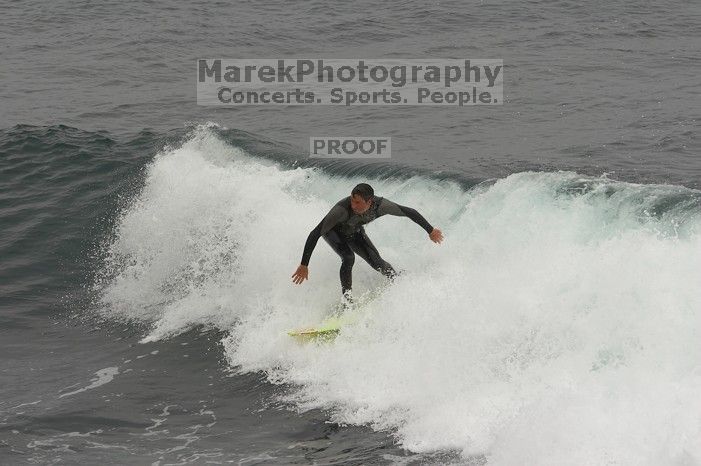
<box><xmin>59</xmin><ymin>367</ymin><xmax>119</xmax><ymax>398</ymax></box>
<box><xmin>99</xmin><ymin>125</ymin><xmax>701</xmax><ymax>464</ymax></box>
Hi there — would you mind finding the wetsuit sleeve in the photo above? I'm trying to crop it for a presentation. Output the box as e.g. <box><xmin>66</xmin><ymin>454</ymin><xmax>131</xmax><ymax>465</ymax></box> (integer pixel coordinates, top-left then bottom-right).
<box><xmin>300</xmin><ymin>204</ymin><xmax>347</xmax><ymax>266</ymax></box>
<box><xmin>378</xmin><ymin>198</ymin><xmax>434</xmax><ymax>234</ymax></box>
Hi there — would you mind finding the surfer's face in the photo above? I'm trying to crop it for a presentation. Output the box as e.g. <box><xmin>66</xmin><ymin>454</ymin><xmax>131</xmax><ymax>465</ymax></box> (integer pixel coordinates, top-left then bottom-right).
<box><xmin>350</xmin><ymin>194</ymin><xmax>372</xmax><ymax>214</ymax></box>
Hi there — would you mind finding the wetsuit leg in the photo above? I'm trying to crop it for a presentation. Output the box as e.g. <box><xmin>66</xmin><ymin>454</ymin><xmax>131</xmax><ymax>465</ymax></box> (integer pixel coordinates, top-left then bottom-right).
<box><xmin>348</xmin><ymin>229</ymin><xmax>397</xmax><ymax>279</ymax></box>
<box><xmin>323</xmin><ymin>228</ymin><xmax>355</xmax><ymax>294</ymax></box>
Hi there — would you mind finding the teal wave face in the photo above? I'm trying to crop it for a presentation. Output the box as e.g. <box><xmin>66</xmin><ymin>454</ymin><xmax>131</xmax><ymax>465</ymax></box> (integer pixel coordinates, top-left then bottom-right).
<box><xmin>0</xmin><ymin>125</ymin><xmax>160</xmax><ymax>317</ymax></box>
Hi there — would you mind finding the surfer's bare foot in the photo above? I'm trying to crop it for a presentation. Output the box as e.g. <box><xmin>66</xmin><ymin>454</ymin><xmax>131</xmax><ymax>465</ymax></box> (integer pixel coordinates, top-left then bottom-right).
<box><xmin>340</xmin><ymin>291</ymin><xmax>354</xmax><ymax>310</ymax></box>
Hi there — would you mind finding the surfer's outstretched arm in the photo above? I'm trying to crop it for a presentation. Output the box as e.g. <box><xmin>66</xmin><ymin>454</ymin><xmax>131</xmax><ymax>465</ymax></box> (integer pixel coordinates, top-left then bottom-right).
<box><xmin>293</xmin><ymin>204</ymin><xmax>349</xmax><ymax>284</ymax></box>
<box><xmin>300</xmin><ymin>221</ymin><xmax>323</xmax><ymax>267</ymax></box>
<box><xmin>300</xmin><ymin>204</ymin><xmax>347</xmax><ymax>266</ymax></box>
<box><xmin>379</xmin><ymin>198</ymin><xmax>442</xmax><ymax>242</ymax></box>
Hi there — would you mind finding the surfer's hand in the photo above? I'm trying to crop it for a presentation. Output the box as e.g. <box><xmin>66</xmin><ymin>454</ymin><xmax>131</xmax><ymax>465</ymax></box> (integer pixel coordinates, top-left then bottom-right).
<box><xmin>292</xmin><ymin>265</ymin><xmax>309</xmax><ymax>284</ymax></box>
<box><xmin>429</xmin><ymin>228</ymin><xmax>443</xmax><ymax>244</ymax></box>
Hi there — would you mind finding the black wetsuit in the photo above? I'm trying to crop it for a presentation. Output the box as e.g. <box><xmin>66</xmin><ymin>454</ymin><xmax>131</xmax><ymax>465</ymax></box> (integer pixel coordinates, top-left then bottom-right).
<box><xmin>300</xmin><ymin>195</ymin><xmax>434</xmax><ymax>294</ymax></box>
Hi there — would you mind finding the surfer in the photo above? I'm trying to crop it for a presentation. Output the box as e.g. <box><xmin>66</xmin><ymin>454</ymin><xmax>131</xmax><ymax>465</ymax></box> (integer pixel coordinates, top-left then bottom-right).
<box><xmin>292</xmin><ymin>183</ymin><xmax>443</xmax><ymax>297</ymax></box>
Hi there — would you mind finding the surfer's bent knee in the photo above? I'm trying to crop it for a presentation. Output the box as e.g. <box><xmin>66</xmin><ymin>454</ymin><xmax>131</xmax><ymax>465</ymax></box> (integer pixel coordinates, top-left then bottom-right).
<box><xmin>341</xmin><ymin>253</ymin><xmax>355</xmax><ymax>266</ymax></box>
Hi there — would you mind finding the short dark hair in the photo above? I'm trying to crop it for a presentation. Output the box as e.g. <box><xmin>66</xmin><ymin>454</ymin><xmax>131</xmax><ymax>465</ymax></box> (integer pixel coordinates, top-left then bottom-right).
<box><xmin>351</xmin><ymin>183</ymin><xmax>374</xmax><ymax>201</ymax></box>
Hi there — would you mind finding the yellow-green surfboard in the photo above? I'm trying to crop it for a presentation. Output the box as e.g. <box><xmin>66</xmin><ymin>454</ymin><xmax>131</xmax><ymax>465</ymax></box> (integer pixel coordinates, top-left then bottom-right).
<box><xmin>289</xmin><ymin>286</ymin><xmax>390</xmax><ymax>343</ymax></box>
<box><xmin>288</xmin><ymin>315</ymin><xmax>343</xmax><ymax>343</ymax></box>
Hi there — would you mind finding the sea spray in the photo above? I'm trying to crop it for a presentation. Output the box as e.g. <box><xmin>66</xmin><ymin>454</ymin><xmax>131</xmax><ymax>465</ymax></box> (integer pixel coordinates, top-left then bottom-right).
<box><xmin>99</xmin><ymin>125</ymin><xmax>701</xmax><ymax>464</ymax></box>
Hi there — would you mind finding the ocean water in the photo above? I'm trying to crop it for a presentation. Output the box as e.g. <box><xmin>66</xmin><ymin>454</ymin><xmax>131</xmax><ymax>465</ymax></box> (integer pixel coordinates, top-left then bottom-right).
<box><xmin>1</xmin><ymin>1</ymin><xmax>700</xmax><ymax>465</ymax></box>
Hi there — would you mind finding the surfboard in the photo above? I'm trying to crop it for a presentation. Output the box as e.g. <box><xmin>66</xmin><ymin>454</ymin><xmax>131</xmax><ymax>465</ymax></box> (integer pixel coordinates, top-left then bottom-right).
<box><xmin>288</xmin><ymin>315</ymin><xmax>343</xmax><ymax>343</ymax></box>
<box><xmin>288</xmin><ymin>281</ymin><xmax>393</xmax><ymax>343</ymax></box>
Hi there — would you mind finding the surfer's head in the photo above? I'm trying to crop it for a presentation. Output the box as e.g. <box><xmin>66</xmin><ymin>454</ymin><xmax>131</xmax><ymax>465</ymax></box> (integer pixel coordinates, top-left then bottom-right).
<box><xmin>351</xmin><ymin>183</ymin><xmax>374</xmax><ymax>214</ymax></box>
